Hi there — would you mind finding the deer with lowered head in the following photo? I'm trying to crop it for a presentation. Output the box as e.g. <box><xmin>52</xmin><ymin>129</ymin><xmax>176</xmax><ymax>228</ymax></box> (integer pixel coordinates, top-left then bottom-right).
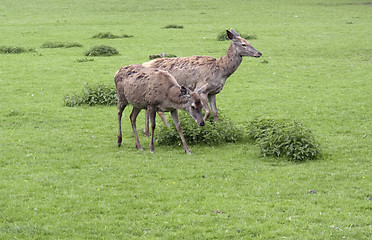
<box><xmin>142</xmin><ymin>28</ymin><xmax>262</xmax><ymax>136</ymax></box>
<box><xmin>115</xmin><ymin>64</ymin><xmax>206</xmax><ymax>154</ymax></box>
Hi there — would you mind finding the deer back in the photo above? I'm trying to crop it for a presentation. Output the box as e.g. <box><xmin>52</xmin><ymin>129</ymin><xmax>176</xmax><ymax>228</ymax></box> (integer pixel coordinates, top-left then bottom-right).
<box><xmin>143</xmin><ymin>56</ymin><xmax>221</xmax><ymax>91</ymax></box>
<box><xmin>115</xmin><ymin>64</ymin><xmax>189</xmax><ymax>111</ymax></box>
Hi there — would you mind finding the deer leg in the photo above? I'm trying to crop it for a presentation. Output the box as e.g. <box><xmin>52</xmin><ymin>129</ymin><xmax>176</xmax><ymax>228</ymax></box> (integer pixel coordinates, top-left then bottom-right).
<box><xmin>200</xmin><ymin>93</ymin><xmax>210</xmax><ymax>122</ymax></box>
<box><xmin>171</xmin><ymin>110</ymin><xmax>192</xmax><ymax>154</ymax></box>
<box><xmin>117</xmin><ymin>102</ymin><xmax>127</xmax><ymax>147</ymax></box>
<box><xmin>145</xmin><ymin>111</ymin><xmax>168</xmax><ymax>137</ymax></box>
<box><xmin>130</xmin><ymin>107</ymin><xmax>143</xmax><ymax>150</ymax></box>
<box><xmin>208</xmin><ymin>94</ymin><xmax>218</xmax><ymax>121</ymax></box>
<box><xmin>149</xmin><ymin>109</ymin><xmax>157</xmax><ymax>153</ymax></box>
<box><xmin>144</xmin><ymin>110</ymin><xmax>150</xmax><ymax>137</ymax></box>
<box><xmin>158</xmin><ymin>112</ymin><xmax>170</xmax><ymax>127</ymax></box>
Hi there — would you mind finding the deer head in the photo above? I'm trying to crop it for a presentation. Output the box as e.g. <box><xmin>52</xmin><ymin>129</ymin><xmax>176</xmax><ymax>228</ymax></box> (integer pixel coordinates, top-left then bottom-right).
<box><xmin>227</xmin><ymin>28</ymin><xmax>262</xmax><ymax>58</ymax></box>
<box><xmin>180</xmin><ymin>86</ymin><xmax>205</xmax><ymax>127</ymax></box>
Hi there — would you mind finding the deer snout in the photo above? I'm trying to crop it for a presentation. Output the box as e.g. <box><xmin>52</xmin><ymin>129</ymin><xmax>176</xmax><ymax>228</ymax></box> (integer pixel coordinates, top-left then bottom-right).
<box><xmin>255</xmin><ymin>51</ymin><xmax>262</xmax><ymax>58</ymax></box>
<box><xmin>199</xmin><ymin>121</ymin><xmax>205</xmax><ymax>127</ymax></box>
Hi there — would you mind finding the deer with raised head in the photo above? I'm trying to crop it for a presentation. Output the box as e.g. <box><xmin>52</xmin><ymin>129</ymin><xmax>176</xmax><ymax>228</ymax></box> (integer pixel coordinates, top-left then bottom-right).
<box><xmin>115</xmin><ymin>64</ymin><xmax>205</xmax><ymax>154</ymax></box>
<box><xmin>142</xmin><ymin>28</ymin><xmax>262</xmax><ymax>136</ymax></box>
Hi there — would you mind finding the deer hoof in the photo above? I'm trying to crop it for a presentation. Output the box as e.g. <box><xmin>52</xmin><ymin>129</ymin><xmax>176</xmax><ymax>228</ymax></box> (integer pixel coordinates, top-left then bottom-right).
<box><xmin>185</xmin><ymin>149</ymin><xmax>193</xmax><ymax>154</ymax></box>
<box><xmin>136</xmin><ymin>145</ymin><xmax>144</xmax><ymax>151</ymax></box>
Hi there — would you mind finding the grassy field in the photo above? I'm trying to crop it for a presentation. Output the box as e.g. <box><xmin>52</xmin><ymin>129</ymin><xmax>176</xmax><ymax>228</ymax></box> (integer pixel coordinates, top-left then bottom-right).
<box><xmin>0</xmin><ymin>0</ymin><xmax>371</xmax><ymax>239</ymax></box>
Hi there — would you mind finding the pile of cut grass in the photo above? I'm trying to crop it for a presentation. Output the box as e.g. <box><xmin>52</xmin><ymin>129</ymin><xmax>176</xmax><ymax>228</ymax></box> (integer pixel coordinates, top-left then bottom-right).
<box><xmin>217</xmin><ymin>30</ymin><xmax>257</xmax><ymax>41</ymax></box>
<box><xmin>75</xmin><ymin>57</ymin><xmax>94</xmax><ymax>62</ymax></box>
<box><xmin>92</xmin><ymin>32</ymin><xmax>133</xmax><ymax>39</ymax></box>
<box><xmin>247</xmin><ymin>117</ymin><xmax>322</xmax><ymax>161</ymax></box>
<box><xmin>149</xmin><ymin>52</ymin><xmax>177</xmax><ymax>60</ymax></box>
<box><xmin>41</xmin><ymin>41</ymin><xmax>82</xmax><ymax>48</ymax></box>
<box><xmin>84</xmin><ymin>45</ymin><xmax>119</xmax><ymax>56</ymax></box>
<box><xmin>64</xmin><ymin>83</ymin><xmax>117</xmax><ymax>106</ymax></box>
<box><xmin>156</xmin><ymin>110</ymin><xmax>243</xmax><ymax>146</ymax></box>
<box><xmin>0</xmin><ymin>46</ymin><xmax>35</xmax><ymax>54</ymax></box>
<box><xmin>162</xmin><ymin>24</ymin><xmax>183</xmax><ymax>29</ymax></box>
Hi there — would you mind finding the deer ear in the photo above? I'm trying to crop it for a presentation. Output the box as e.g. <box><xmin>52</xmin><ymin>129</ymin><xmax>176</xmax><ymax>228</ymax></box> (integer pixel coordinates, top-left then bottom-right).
<box><xmin>180</xmin><ymin>86</ymin><xmax>188</xmax><ymax>96</ymax></box>
<box><xmin>226</xmin><ymin>30</ymin><xmax>235</xmax><ymax>40</ymax></box>
<box><xmin>230</xmin><ymin>28</ymin><xmax>240</xmax><ymax>37</ymax></box>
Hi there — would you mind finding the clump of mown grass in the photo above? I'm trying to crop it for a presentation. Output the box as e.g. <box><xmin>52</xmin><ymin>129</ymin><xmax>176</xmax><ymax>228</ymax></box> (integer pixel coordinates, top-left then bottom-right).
<box><xmin>84</xmin><ymin>45</ymin><xmax>119</xmax><ymax>56</ymax></box>
<box><xmin>75</xmin><ymin>57</ymin><xmax>94</xmax><ymax>62</ymax></box>
<box><xmin>40</xmin><ymin>41</ymin><xmax>82</xmax><ymax>48</ymax></box>
<box><xmin>217</xmin><ymin>30</ymin><xmax>257</xmax><ymax>41</ymax></box>
<box><xmin>240</xmin><ymin>33</ymin><xmax>257</xmax><ymax>40</ymax></box>
<box><xmin>149</xmin><ymin>52</ymin><xmax>177</xmax><ymax>60</ymax></box>
<box><xmin>92</xmin><ymin>32</ymin><xmax>133</xmax><ymax>39</ymax></box>
<box><xmin>0</xmin><ymin>46</ymin><xmax>35</xmax><ymax>54</ymax></box>
<box><xmin>162</xmin><ymin>24</ymin><xmax>183</xmax><ymax>29</ymax></box>
<box><xmin>156</xmin><ymin>110</ymin><xmax>243</xmax><ymax>146</ymax></box>
<box><xmin>247</xmin><ymin>117</ymin><xmax>322</xmax><ymax>161</ymax></box>
<box><xmin>64</xmin><ymin>83</ymin><xmax>117</xmax><ymax>107</ymax></box>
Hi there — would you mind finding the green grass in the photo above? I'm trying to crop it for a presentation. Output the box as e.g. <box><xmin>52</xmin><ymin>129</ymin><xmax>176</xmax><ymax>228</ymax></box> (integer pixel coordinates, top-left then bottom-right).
<box><xmin>0</xmin><ymin>0</ymin><xmax>371</xmax><ymax>239</ymax></box>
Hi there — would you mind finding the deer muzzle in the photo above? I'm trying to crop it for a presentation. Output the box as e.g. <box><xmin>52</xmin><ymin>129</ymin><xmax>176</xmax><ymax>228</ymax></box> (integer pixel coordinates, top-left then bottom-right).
<box><xmin>254</xmin><ymin>51</ymin><xmax>262</xmax><ymax>58</ymax></box>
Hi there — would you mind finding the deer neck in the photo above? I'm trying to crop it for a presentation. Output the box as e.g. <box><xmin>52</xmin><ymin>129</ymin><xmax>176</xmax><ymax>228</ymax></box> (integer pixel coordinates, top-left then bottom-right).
<box><xmin>218</xmin><ymin>42</ymin><xmax>242</xmax><ymax>78</ymax></box>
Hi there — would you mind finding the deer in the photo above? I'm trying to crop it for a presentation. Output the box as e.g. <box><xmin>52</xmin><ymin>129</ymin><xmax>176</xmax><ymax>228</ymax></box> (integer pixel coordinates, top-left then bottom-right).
<box><xmin>142</xmin><ymin>28</ymin><xmax>262</xmax><ymax>136</ymax></box>
<box><xmin>115</xmin><ymin>64</ymin><xmax>206</xmax><ymax>154</ymax></box>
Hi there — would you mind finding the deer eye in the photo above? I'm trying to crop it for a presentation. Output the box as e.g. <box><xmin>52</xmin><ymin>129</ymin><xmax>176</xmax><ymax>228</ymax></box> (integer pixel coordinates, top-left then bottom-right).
<box><xmin>242</xmin><ymin>43</ymin><xmax>247</xmax><ymax>47</ymax></box>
